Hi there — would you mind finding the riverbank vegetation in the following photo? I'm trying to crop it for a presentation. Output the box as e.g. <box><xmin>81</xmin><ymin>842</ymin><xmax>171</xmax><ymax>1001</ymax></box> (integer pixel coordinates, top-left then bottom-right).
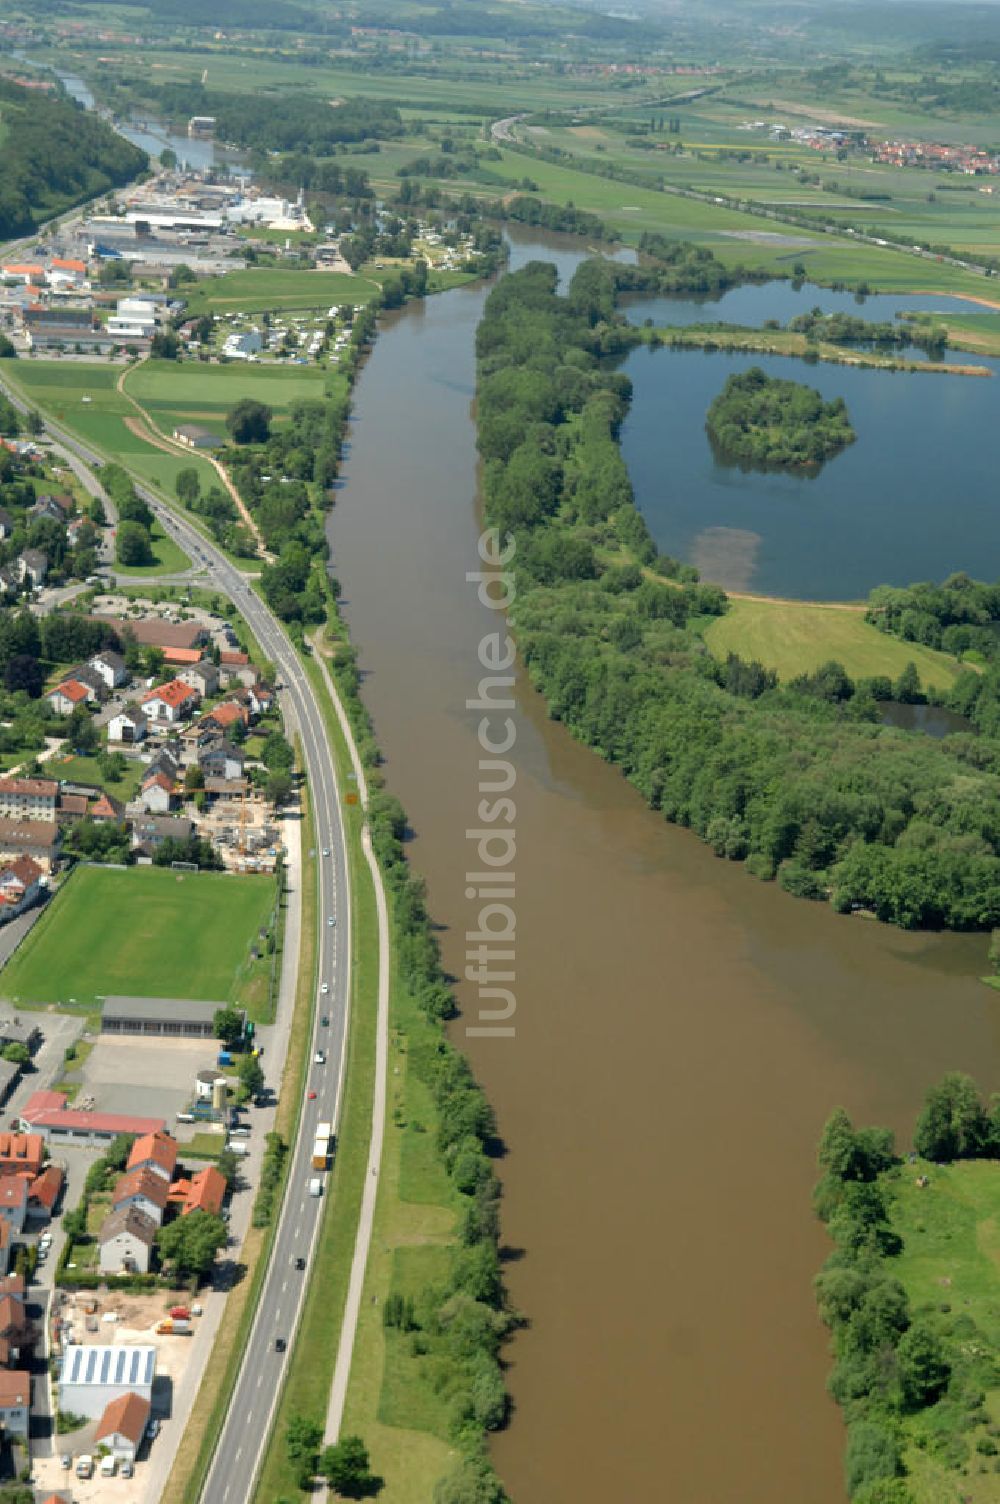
<box><xmin>705</xmin><ymin>366</ymin><xmax>856</xmax><ymax>471</ymax></box>
<box><xmin>815</xmin><ymin>1079</ymin><xmax>1000</xmax><ymax>1503</ymax></box>
<box><xmin>475</xmin><ymin>257</ymin><xmax>1000</xmax><ymax>930</ymax></box>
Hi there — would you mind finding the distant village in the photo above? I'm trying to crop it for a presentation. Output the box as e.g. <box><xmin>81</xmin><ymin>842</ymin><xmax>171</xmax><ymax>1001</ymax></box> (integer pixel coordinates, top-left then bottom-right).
<box><xmin>740</xmin><ymin>118</ymin><xmax>1000</xmax><ymax>175</ymax></box>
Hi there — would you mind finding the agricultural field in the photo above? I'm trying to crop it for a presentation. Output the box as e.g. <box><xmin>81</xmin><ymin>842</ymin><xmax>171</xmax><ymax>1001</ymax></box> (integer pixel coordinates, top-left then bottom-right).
<box><xmin>703</xmin><ymin>596</ymin><xmax>966</xmax><ymax>691</ymax></box>
<box><xmin>0</xmin><ymin>865</ymin><xmax>276</xmax><ymax>1008</ymax></box>
<box><xmin>123</xmin><ymin>358</ymin><xmax>328</xmax><ymax>442</ymax></box>
<box><xmin>180</xmin><ymin>267</ymin><xmax>380</xmax><ymax>317</ymax></box>
<box><xmin>3</xmin><ymin>361</ymin><xmax>217</xmax><ymax>508</ymax></box>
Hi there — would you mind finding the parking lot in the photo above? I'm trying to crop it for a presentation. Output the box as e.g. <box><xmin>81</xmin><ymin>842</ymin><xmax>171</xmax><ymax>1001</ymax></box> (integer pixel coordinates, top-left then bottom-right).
<box><xmin>67</xmin><ymin>1035</ymin><xmax>223</xmax><ymax>1134</ymax></box>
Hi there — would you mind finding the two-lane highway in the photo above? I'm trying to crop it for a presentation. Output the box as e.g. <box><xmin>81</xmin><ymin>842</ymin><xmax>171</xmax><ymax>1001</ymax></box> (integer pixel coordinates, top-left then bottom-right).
<box><xmin>2</xmin><ymin>394</ymin><xmax>359</xmax><ymax>1503</ymax></box>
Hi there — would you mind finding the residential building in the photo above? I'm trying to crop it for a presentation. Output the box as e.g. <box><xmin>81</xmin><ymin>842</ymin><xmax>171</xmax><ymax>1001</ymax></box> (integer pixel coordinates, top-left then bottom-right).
<box><xmin>0</xmin><ymin>1370</ymin><xmax>30</xmax><ymax>1435</ymax></box>
<box><xmin>89</xmin><ymin>791</ymin><xmax>125</xmax><ymax>823</ymax></box>
<box><xmin>55</xmin><ymin>792</ymin><xmax>88</xmax><ymax>825</ymax></box>
<box><xmin>200</xmin><ymin>742</ymin><xmax>244</xmax><ymax>781</ymax></box>
<box><xmin>179</xmin><ymin>658</ymin><xmax>219</xmax><ymax>698</ymax></box>
<box><xmin>50</xmin><ymin>257</ymin><xmax>87</xmax><ymax>284</ymax></box>
<box><xmin>0</xmin><ymin>820</ymin><xmax>60</xmax><ymax>867</ymax></box>
<box><xmin>101</xmin><ymin>996</ymin><xmax>224</xmax><ymax>1039</ymax></box>
<box><xmin>108</xmin><ymin>707</ymin><xmax>146</xmax><ymax>744</ymax></box>
<box><xmin>130</xmin><ymin>814</ymin><xmax>193</xmax><ymax>858</ymax></box>
<box><xmin>127</xmin><ymin>1131</ymin><xmax>178</xmax><ymax>1184</ymax></box>
<box><xmin>0</xmin><ymin>1180</ymin><xmax>27</xmax><ymax>1236</ymax></box>
<box><xmin>112</xmin><ymin>1166</ymin><xmax>169</xmax><ymax>1226</ymax></box>
<box><xmin>59</xmin><ymin>1344</ymin><xmax>155</xmax><ymax>1418</ymax></box>
<box><xmin>0</xmin><ymin>856</ymin><xmax>44</xmax><ymax>916</ymax></box>
<box><xmin>219</xmin><ymin>650</ymin><xmax>256</xmax><ymax>688</ymax></box>
<box><xmin>88</xmin><ymin>649</ymin><xmax>128</xmax><ymax>690</ymax></box>
<box><xmin>137</xmin><ymin>771</ymin><xmax>175</xmax><ymax>815</ymax></box>
<box><xmin>30</xmin><ymin>493</ymin><xmax>72</xmax><ymax>524</ymax></box>
<box><xmin>96</xmin><ymin>1207</ymin><xmax>158</xmax><ymax>1276</ymax></box>
<box><xmin>180</xmin><ymin>1164</ymin><xmax>226</xmax><ymax>1217</ymax></box>
<box><xmin>47</xmin><ymin>680</ymin><xmax>91</xmax><ymax>715</ymax></box>
<box><xmin>0</xmin><ymin>779</ymin><xmax>57</xmax><ymax>822</ymax></box>
<box><xmin>0</xmin><ymin>1293</ymin><xmax>33</xmax><ymax>1366</ymax></box>
<box><xmin>0</xmin><ymin>1134</ymin><xmax>44</xmax><ymax>1179</ymax></box>
<box><xmin>95</xmin><ymin>1390</ymin><xmax>150</xmax><ymax>1462</ymax></box>
<box><xmin>201</xmin><ymin>700</ymin><xmax>248</xmax><ymax>735</ymax></box>
<box><xmin>27</xmin><ymin>1165</ymin><xmax>63</xmax><ymax>1218</ymax></box>
<box><xmin>142</xmin><ymin>679</ymin><xmax>199</xmax><ymax>724</ymax></box>
<box><xmin>17</xmin><ymin>549</ymin><xmax>47</xmax><ymax>587</ymax></box>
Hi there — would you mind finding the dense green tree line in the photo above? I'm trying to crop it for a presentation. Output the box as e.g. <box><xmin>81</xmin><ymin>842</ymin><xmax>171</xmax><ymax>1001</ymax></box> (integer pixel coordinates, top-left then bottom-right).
<box><xmin>147</xmin><ymin>83</ymin><xmax>402</xmax><ymax>154</ymax></box>
<box><xmin>0</xmin><ymin>79</ymin><xmax>147</xmax><ymax>239</ymax></box>
<box><xmin>475</xmin><ymin>259</ymin><xmax>1000</xmax><ymax>930</ymax></box>
<box><xmin>788</xmin><ymin>309</ymin><xmax>948</xmax><ymax>357</ymax></box>
<box><xmin>706</xmin><ymin>367</ymin><xmax>856</xmax><ymax>471</ymax></box>
<box><xmin>815</xmin><ymin>1080</ymin><xmax>1000</xmax><ymax>1499</ymax></box>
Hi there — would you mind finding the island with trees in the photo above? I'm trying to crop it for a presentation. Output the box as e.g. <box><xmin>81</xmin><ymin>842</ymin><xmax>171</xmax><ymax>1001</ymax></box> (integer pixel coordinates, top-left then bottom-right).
<box><xmin>705</xmin><ymin>366</ymin><xmax>856</xmax><ymax>472</ymax></box>
<box><xmin>815</xmin><ymin>1076</ymin><xmax>1000</xmax><ymax>1503</ymax></box>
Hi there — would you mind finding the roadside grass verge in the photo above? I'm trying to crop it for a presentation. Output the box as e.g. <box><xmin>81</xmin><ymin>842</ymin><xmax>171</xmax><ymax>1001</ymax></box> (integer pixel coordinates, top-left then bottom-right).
<box><xmin>252</xmin><ymin>652</ymin><xmax>380</xmax><ymax>1503</ymax></box>
<box><xmin>337</xmin><ymin>946</ymin><xmax>462</xmax><ymax>1500</ymax></box>
<box><xmin>0</xmin><ymin>865</ymin><xmax>276</xmax><ymax>1008</ymax></box>
<box><xmin>161</xmin><ymin>777</ymin><xmax>317</xmax><ymax>1504</ymax></box>
<box><xmin>703</xmin><ymin>596</ymin><xmax>966</xmax><ymax>692</ymax></box>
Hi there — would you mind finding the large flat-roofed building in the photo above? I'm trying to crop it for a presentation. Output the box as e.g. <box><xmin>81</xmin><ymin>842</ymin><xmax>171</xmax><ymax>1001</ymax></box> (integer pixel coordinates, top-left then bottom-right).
<box><xmin>101</xmin><ymin>996</ymin><xmax>225</xmax><ymax>1039</ymax></box>
<box><xmin>18</xmin><ymin>1091</ymin><xmax>164</xmax><ymax>1147</ymax></box>
<box><xmin>59</xmin><ymin>1344</ymin><xmax>155</xmax><ymax>1420</ymax></box>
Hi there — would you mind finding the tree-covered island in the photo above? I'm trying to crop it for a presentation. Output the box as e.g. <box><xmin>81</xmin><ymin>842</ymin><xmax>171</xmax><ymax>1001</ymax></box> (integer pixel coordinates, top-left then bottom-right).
<box><xmin>706</xmin><ymin>366</ymin><xmax>856</xmax><ymax>472</ymax></box>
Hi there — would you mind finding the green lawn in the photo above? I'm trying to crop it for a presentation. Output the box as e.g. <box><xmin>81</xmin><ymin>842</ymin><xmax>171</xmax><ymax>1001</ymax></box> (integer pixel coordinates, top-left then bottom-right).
<box><xmin>0</xmin><ymin>865</ymin><xmax>277</xmax><ymax>1008</ymax></box>
<box><xmin>122</xmin><ymin>358</ymin><xmax>328</xmax><ymax>441</ymax></box>
<box><xmin>48</xmin><ymin>752</ymin><xmax>145</xmax><ymax>801</ymax></box>
<box><xmin>3</xmin><ymin>361</ymin><xmax>219</xmax><ymax>506</ymax></box>
<box><xmin>181</xmin><ymin>268</ymin><xmax>380</xmax><ymax>316</ymax></box>
<box><xmin>889</xmin><ymin>1162</ymin><xmax>1000</xmax><ymax>1504</ymax></box>
<box><xmin>704</xmin><ymin>596</ymin><xmax>966</xmax><ymax>692</ymax></box>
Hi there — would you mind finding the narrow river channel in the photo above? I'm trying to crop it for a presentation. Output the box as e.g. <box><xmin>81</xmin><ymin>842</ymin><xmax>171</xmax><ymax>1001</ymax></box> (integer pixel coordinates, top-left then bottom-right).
<box><xmin>329</xmin><ymin>226</ymin><xmax>999</xmax><ymax>1503</ymax></box>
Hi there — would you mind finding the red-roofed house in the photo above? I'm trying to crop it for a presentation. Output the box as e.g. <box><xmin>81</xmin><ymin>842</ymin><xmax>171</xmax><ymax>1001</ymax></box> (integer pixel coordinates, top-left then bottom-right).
<box><xmin>201</xmin><ymin>700</ymin><xmax>249</xmax><ymax>733</ymax></box>
<box><xmin>0</xmin><ymin>1369</ymin><xmax>31</xmax><ymax>1435</ymax></box>
<box><xmin>95</xmin><ymin>1390</ymin><xmax>150</xmax><ymax>1461</ymax></box>
<box><xmin>162</xmin><ymin>645</ymin><xmax>204</xmax><ymax>667</ymax></box>
<box><xmin>182</xmin><ymin>1165</ymin><xmax>226</xmax><ymax>1217</ymax></box>
<box><xmin>127</xmin><ymin>1131</ymin><xmax>177</xmax><ymax>1184</ymax></box>
<box><xmin>112</xmin><ymin>1166</ymin><xmax>169</xmax><ymax>1225</ymax></box>
<box><xmin>0</xmin><ymin>856</ymin><xmax>43</xmax><ymax>914</ymax></box>
<box><xmin>50</xmin><ymin>257</ymin><xmax>87</xmax><ymax>283</ymax></box>
<box><xmin>28</xmin><ymin>1165</ymin><xmax>63</xmax><ymax>1217</ymax></box>
<box><xmin>142</xmin><ymin>679</ymin><xmax>199</xmax><ymax>724</ymax></box>
<box><xmin>138</xmin><ymin>770</ymin><xmax>175</xmax><ymax>814</ymax></box>
<box><xmin>0</xmin><ymin>1292</ymin><xmax>33</xmax><ymax>1366</ymax></box>
<box><xmin>47</xmin><ymin>679</ymin><xmax>91</xmax><ymax>716</ymax></box>
<box><xmin>0</xmin><ymin>1134</ymin><xmax>43</xmax><ymax>1179</ymax></box>
<box><xmin>89</xmin><ymin>792</ymin><xmax>125</xmax><ymax>823</ymax></box>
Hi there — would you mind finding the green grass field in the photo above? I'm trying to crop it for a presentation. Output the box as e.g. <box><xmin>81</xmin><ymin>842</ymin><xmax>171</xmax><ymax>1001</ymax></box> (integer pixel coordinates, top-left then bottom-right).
<box><xmin>704</xmin><ymin>596</ymin><xmax>966</xmax><ymax>691</ymax></box>
<box><xmin>181</xmin><ymin>268</ymin><xmax>380</xmax><ymax>316</ymax></box>
<box><xmin>0</xmin><ymin>865</ymin><xmax>276</xmax><ymax>1008</ymax></box>
<box><xmin>3</xmin><ymin>361</ymin><xmax>218</xmax><ymax>507</ymax></box>
<box><xmin>890</xmin><ymin>1161</ymin><xmax>1000</xmax><ymax>1503</ymax></box>
<box><xmin>122</xmin><ymin>358</ymin><xmax>328</xmax><ymax>441</ymax></box>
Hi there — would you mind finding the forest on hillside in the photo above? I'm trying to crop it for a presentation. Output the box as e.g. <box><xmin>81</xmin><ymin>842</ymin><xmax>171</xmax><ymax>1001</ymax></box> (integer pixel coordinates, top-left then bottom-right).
<box><xmin>0</xmin><ymin>78</ymin><xmax>147</xmax><ymax>239</ymax></box>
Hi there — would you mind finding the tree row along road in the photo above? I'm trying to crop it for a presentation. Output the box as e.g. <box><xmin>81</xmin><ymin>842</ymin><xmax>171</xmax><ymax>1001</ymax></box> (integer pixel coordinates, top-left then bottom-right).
<box><xmin>2</xmin><ymin>383</ymin><xmax>389</xmax><ymax>1503</ymax></box>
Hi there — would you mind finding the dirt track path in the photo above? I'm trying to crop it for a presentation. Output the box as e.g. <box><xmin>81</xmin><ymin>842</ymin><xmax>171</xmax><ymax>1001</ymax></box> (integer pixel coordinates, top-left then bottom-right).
<box><xmin>117</xmin><ymin>360</ymin><xmax>269</xmax><ymax>557</ymax></box>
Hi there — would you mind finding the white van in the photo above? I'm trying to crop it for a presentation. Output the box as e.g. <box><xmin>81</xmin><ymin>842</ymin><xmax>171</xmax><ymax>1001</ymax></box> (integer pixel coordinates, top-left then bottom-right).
<box><xmin>308</xmin><ymin>1177</ymin><xmax>322</xmax><ymax>1197</ymax></box>
<box><xmin>100</xmin><ymin>1454</ymin><xmax>117</xmax><ymax>1477</ymax></box>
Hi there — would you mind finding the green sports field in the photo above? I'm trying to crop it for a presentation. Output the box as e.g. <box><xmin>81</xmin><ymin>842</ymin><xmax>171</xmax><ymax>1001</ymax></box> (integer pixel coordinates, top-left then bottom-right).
<box><xmin>0</xmin><ymin>865</ymin><xmax>276</xmax><ymax>1009</ymax></box>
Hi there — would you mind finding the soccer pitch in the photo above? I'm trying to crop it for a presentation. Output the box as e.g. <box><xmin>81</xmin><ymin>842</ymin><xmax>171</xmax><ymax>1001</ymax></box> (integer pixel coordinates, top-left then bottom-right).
<box><xmin>0</xmin><ymin>866</ymin><xmax>276</xmax><ymax>1009</ymax></box>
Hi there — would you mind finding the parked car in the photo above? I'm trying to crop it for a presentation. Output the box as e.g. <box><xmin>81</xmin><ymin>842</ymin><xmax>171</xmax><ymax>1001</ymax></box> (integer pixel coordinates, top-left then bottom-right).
<box><xmin>275</xmin><ymin>1336</ymin><xmax>287</xmax><ymax>1352</ymax></box>
<box><xmin>121</xmin><ymin>1458</ymin><xmax>134</xmax><ymax>1478</ymax></box>
<box><xmin>146</xmin><ymin>1417</ymin><xmax>160</xmax><ymax>1441</ymax></box>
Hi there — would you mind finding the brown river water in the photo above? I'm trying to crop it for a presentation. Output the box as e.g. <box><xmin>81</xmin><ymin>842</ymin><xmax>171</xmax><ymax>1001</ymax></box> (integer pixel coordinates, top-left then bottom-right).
<box><xmin>328</xmin><ymin>230</ymin><xmax>998</xmax><ymax>1504</ymax></box>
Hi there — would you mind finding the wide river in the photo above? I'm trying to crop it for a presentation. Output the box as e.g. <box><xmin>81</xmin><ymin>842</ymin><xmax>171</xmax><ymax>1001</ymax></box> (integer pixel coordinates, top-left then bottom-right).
<box><xmin>329</xmin><ymin>227</ymin><xmax>999</xmax><ymax>1503</ymax></box>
